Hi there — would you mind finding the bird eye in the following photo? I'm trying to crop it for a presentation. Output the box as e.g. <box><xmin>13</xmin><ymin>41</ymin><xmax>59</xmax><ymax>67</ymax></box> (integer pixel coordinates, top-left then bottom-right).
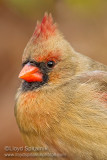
<box><xmin>46</xmin><ymin>61</ymin><xmax>55</xmax><ymax>68</ymax></box>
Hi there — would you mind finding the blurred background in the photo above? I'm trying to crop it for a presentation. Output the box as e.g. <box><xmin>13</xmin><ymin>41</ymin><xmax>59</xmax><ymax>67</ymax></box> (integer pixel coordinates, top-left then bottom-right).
<box><xmin>0</xmin><ymin>0</ymin><xmax>107</xmax><ymax>159</ymax></box>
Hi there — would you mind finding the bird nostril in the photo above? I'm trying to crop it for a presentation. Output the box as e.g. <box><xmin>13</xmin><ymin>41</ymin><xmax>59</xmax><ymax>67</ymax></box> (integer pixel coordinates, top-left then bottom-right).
<box><xmin>29</xmin><ymin>61</ymin><xmax>37</xmax><ymax>66</ymax></box>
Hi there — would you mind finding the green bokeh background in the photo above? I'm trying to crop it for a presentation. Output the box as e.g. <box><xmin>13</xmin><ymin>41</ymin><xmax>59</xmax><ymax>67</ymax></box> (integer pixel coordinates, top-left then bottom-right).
<box><xmin>2</xmin><ymin>0</ymin><xmax>107</xmax><ymax>17</ymax></box>
<box><xmin>4</xmin><ymin>0</ymin><xmax>55</xmax><ymax>17</ymax></box>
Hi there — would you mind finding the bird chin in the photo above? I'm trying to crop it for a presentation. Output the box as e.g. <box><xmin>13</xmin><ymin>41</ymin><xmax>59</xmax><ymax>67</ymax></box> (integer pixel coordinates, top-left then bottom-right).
<box><xmin>21</xmin><ymin>74</ymin><xmax>48</xmax><ymax>92</ymax></box>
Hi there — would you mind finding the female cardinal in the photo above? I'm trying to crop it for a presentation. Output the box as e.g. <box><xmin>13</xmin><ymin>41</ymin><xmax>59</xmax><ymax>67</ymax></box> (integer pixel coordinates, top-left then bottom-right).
<box><xmin>15</xmin><ymin>13</ymin><xmax>107</xmax><ymax>160</ymax></box>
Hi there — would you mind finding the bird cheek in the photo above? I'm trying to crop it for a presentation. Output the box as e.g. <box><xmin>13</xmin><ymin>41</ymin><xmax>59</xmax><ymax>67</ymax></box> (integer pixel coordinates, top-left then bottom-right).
<box><xmin>49</xmin><ymin>72</ymin><xmax>60</xmax><ymax>83</ymax></box>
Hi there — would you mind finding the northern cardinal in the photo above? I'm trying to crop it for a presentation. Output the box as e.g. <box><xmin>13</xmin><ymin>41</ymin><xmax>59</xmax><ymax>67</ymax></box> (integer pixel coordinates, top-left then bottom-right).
<box><xmin>15</xmin><ymin>13</ymin><xmax>107</xmax><ymax>160</ymax></box>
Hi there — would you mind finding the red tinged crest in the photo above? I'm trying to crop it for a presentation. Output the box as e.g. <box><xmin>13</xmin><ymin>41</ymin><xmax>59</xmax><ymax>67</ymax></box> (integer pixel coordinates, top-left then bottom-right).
<box><xmin>33</xmin><ymin>13</ymin><xmax>57</xmax><ymax>41</ymax></box>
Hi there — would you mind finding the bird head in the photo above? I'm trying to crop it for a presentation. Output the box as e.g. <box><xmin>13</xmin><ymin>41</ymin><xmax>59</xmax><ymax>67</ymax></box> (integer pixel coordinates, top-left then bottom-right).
<box><xmin>19</xmin><ymin>13</ymin><xmax>78</xmax><ymax>92</ymax></box>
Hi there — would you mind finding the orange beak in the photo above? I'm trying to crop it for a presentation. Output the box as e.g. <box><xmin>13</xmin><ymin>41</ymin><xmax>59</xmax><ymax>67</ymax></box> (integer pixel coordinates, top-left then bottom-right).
<box><xmin>19</xmin><ymin>63</ymin><xmax>43</xmax><ymax>82</ymax></box>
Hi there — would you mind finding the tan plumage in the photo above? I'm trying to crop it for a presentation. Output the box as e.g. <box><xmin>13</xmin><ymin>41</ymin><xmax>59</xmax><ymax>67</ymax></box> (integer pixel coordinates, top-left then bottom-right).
<box><xmin>15</xmin><ymin>13</ymin><xmax>107</xmax><ymax>160</ymax></box>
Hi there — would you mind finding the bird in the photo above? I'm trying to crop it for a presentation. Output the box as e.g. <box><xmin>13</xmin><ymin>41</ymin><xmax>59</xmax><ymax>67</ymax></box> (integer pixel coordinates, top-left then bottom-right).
<box><xmin>15</xmin><ymin>13</ymin><xmax>107</xmax><ymax>160</ymax></box>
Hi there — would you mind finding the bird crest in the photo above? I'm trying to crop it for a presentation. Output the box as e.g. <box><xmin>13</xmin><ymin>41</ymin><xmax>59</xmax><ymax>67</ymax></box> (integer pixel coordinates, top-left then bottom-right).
<box><xmin>33</xmin><ymin>13</ymin><xmax>57</xmax><ymax>41</ymax></box>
